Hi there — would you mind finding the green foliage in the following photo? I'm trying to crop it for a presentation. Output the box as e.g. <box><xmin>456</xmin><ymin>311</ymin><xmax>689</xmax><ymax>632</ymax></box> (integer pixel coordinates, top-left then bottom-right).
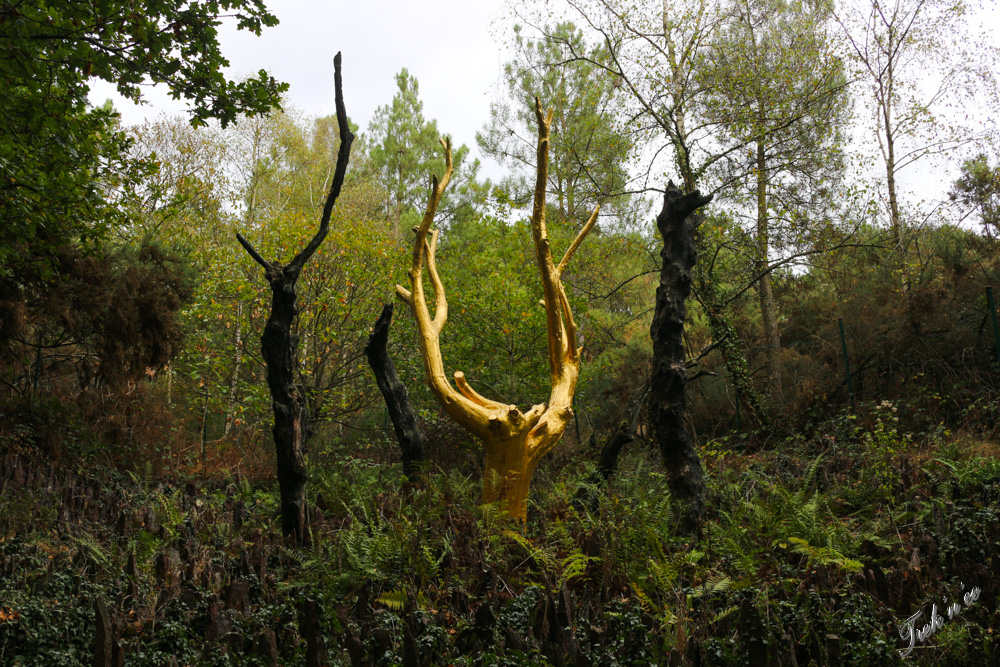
<box><xmin>0</xmin><ymin>239</ymin><xmax>194</xmax><ymax>392</ymax></box>
<box><xmin>4</xmin><ymin>401</ymin><xmax>1000</xmax><ymax>665</ymax></box>
<box><xmin>859</xmin><ymin>401</ymin><xmax>910</xmax><ymax>499</ymax></box>
<box><xmin>122</xmin><ymin>109</ymin><xmax>404</xmax><ymax>461</ymax></box>
<box><xmin>437</xmin><ymin>209</ymin><xmax>552</xmax><ymax>407</ymax></box>
<box><xmin>951</xmin><ymin>153</ymin><xmax>1000</xmax><ymax>239</ymax></box>
<box><xmin>367</xmin><ymin>68</ymin><xmax>482</xmax><ymax>233</ymax></box>
<box><xmin>0</xmin><ymin>0</ymin><xmax>286</xmax><ymax>280</ymax></box>
<box><xmin>479</xmin><ymin>22</ymin><xmax>635</xmax><ymax>225</ymax></box>
<box><xmin>700</xmin><ymin>0</ymin><xmax>848</xmax><ymax>209</ymax></box>
<box><xmin>779</xmin><ymin>220</ymin><xmax>1000</xmax><ymax>432</ymax></box>
<box><xmin>572</xmin><ymin>224</ymin><xmax>657</xmax><ymax>430</ymax></box>
<box><xmin>0</xmin><ymin>241</ymin><xmax>193</xmax><ymax>464</ymax></box>
<box><xmin>0</xmin><ymin>548</ymin><xmax>100</xmax><ymax>666</ymax></box>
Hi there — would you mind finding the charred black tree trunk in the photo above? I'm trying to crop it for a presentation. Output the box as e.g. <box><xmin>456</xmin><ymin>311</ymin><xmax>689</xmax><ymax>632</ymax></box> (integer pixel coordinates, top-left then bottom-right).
<box><xmin>257</xmin><ymin>269</ymin><xmax>308</xmax><ymax>543</ymax></box>
<box><xmin>364</xmin><ymin>303</ymin><xmax>427</xmax><ymax>481</ymax></box>
<box><xmin>597</xmin><ymin>420</ymin><xmax>636</xmax><ymax>481</ymax></box>
<box><xmin>237</xmin><ymin>53</ymin><xmax>354</xmax><ymax>544</ymax></box>
<box><xmin>596</xmin><ymin>384</ymin><xmax>649</xmax><ymax>481</ymax></box>
<box><xmin>650</xmin><ymin>181</ymin><xmax>712</xmax><ymax>535</ymax></box>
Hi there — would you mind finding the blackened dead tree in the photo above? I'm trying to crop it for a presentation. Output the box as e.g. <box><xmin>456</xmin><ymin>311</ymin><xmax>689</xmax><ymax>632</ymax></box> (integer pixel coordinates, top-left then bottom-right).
<box><xmin>573</xmin><ymin>385</ymin><xmax>648</xmax><ymax>512</ymax></box>
<box><xmin>650</xmin><ymin>182</ymin><xmax>713</xmax><ymax>535</ymax></box>
<box><xmin>596</xmin><ymin>384</ymin><xmax>649</xmax><ymax>481</ymax></box>
<box><xmin>364</xmin><ymin>303</ymin><xmax>428</xmax><ymax>481</ymax></box>
<box><xmin>236</xmin><ymin>53</ymin><xmax>355</xmax><ymax>544</ymax></box>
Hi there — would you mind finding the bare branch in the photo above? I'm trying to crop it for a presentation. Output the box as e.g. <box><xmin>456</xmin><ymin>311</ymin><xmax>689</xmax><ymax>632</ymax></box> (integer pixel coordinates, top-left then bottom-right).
<box><xmin>557</xmin><ymin>205</ymin><xmax>600</xmax><ymax>276</ymax></box>
<box><xmin>237</xmin><ymin>52</ymin><xmax>355</xmax><ymax>277</ymax></box>
<box><xmin>289</xmin><ymin>52</ymin><xmax>356</xmax><ymax>273</ymax></box>
<box><xmin>236</xmin><ymin>232</ymin><xmax>269</xmax><ymax>270</ymax></box>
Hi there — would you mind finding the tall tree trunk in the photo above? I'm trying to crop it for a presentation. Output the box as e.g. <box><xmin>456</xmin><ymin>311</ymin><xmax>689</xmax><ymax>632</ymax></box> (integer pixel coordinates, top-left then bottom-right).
<box><xmin>697</xmin><ymin>275</ymin><xmax>769</xmax><ymax>428</ymax></box>
<box><xmin>259</xmin><ymin>273</ymin><xmax>309</xmax><ymax>543</ymax></box>
<box><xmin>364</xmin><ymin>303</ymin><xmax>428</xmax><ymax>482</ymax></box>
<box><xmin>756</xmin><ymin>139</ymin><xmax>782</xmax><ymax>399</ymax></box>
<box><xmin>879</xmin><ymin>69</ymin><xmax>907</xmax><ymax>289</ymax></box>
<box><xmin>882</xmin><ymin>71</ymin><xmax>903</xmax><ymax>253</ymax></box>
<box><xmin>649</xmin><ymin>182</ymin><xmax>712</xmax><ymax>535</ymax></box>
<box><xmin>237</xmin><ymin>53</ymin><xmax>355</xmax><ymax>545</ymax></box>
<box><xmin>885</xmin><ymin>138</ymin><xmax>901</xmax><ymax>250</ymax></box>
<box><xmin>224</xmin><ymin>301</ymin><xmax>243</xmax><ymax>437</ymax></box>
<box><xmin>882</xmin><ymin>104</ymin><xmax>909</xmax><ymax>292</ymax></box>
<box><xmin>664</xmin><ymin>0</ymin><xmax>695</xmax><ymax>193</ymax></box>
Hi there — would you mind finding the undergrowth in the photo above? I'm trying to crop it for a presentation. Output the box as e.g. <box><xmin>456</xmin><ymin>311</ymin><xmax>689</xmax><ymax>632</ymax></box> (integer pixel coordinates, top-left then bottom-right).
<box><xmin>1</xmin><ymin>400</ymin><xmax>999</xmax><ymax>665</ymax></box>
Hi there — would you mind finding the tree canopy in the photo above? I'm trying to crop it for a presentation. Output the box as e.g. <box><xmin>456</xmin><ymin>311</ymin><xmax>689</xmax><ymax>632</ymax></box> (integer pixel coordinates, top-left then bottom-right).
<box><xmin>0</xmin><ymin>0</ymin><xmax>287</xmax><ymax>280</ymax></box>
<box><xmin>367</xmin><ymin>69</ymin><xmax>481</xmax><ymax>235</ymax></box>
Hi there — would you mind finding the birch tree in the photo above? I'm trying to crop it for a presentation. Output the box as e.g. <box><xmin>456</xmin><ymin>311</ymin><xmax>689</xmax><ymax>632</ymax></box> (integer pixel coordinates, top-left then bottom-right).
<box><xmin>834</xmin><ymin>0</ymin><xmax>999</xmax><ymax>251</ymax></box>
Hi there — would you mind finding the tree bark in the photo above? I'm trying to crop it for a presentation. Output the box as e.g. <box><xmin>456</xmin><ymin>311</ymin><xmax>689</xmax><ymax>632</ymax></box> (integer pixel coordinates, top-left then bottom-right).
<box><xmin>756</xmin><ymin>138</ymin><xmax>782</xmax><ymax>399</ymax></box>
<box><xmin>364</xmin><ymin>303</ymin><xmax>428</xmax><ymax>482</ymax></box>
<box><xmin>649</xmin><ymin>181</ymin><xmax>712</xmax><ymax>535</ymax></box>
<box><xmin>237</xmin><ymin>53</ymin><xmax>355</xmax><ymax>544</ymax></box>
<box><xmin>597</xmin><ymin>420</ymin><xmax>636</xmax><ymax>481</ymax></box>
<box><xmin>260</xmin><ymin>268</ymin><xmax>309</xmax><ymax>543</ymax></box>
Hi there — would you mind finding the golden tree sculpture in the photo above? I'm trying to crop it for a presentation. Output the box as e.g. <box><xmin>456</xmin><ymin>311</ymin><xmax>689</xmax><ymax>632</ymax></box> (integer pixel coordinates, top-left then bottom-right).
<box><xmin>396</xmin><ymin>99</ymin><xmax>598</xmax><ymax>522</ymax></box>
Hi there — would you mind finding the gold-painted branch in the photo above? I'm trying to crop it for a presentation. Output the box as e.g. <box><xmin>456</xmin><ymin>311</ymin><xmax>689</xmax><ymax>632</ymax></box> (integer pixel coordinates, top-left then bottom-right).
<box><xmin>395</xmin><ymin>285</ymin><xmax>413</xmax><ymax>306</ymax></box>
<box><xmin>397</xmin><ymin>138</ymin><xmax>496</xmax><ymax>440</ymax></box>
<box><xmin>424</xmin><ymin>231</ymin><xmax>447</xmax><ymax>332</ymax></box>
<box><xmin>396</xmin><ymin>104</ymin><xmax>596</xmax><ymax>522</ymax></box>
<box><xmin>557</xmin><ymin>287</ymin><xmax>579</xmax><ymax>364</ymax></box>
<box><xmin>455</xmin><ymin>371</ymin><xmax>505</xmax><ymax>411</ymax></box>
<box><xmin>530</xmin><ymin>97</ymin><xmax>567</xmax><ymax>385</ymax></box>
<box><xmin>557</xmin><ymin>205</ymin><xmax>600</xmax><ymax>277</ymax></box>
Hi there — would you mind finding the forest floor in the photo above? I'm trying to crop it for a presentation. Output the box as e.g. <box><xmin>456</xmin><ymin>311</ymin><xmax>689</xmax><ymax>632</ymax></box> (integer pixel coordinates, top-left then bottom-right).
<box><xmin>1</xmin><ymin>402</ymin><xmax>999</xmax><ymax>666</ymax></box>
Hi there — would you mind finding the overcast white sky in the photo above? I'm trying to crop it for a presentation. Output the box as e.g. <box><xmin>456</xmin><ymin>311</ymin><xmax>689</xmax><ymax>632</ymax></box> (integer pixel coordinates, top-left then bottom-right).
<box><xmin>87</xmin><ymin>0</ymin><xmax>1000</xmax><ymax>214</ymax></box>
<box><xmin>89</xmin><ymin>0</ymin><xmax>513</xmax><ymax>180</ymax></box>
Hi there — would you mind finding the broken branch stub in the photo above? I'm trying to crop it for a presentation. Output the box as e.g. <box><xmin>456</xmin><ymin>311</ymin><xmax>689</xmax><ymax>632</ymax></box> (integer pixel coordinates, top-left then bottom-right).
<box><xmin>396</xmin><ymin>103</ymin><xmax>597</xmax><ymax>522</ymax></box>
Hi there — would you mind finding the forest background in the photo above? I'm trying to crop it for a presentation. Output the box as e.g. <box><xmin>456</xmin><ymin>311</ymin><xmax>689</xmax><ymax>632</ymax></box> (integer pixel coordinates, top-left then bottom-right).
<box><xmin>3</xmin><ymin>0</ymin><xmax>1000</xmax><ymax>664</ymax></box>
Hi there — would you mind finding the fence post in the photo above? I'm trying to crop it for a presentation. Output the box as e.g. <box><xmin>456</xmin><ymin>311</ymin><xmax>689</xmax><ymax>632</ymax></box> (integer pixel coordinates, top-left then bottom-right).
<box><xmin>838</xmin><ymin>318</ymin><xmax>855</xmax><ymax>412</ymax></box>
<box><xmin>988</xmin><ymin>286</ymin><xmax>1000</xmax><ymax>365</ymax></box>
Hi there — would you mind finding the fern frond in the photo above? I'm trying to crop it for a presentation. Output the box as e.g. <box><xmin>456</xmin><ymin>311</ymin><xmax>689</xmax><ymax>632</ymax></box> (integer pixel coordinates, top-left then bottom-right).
<box><xmin>631</xmin><ymin>582</ymin><xmax>654</xmax><ymax>612</ymax></box>
<box><xmin>376</xmin><ymin>589</ymin><xmax>406</xmax><ymax>612</ymax></box>
<box><xmin>711</xmin><ymin>605</ymin><xmax>738</xmax><ymax>624</ymax></box>
<box><xmin>503</xmin><ymin>529</ymin><xmax>533</xmax><ymax>553</ymax></box>
<box><xmin>560</xmin><ymin>551</ymin><xmax>600</xmax><ymax>585</ymax></box>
